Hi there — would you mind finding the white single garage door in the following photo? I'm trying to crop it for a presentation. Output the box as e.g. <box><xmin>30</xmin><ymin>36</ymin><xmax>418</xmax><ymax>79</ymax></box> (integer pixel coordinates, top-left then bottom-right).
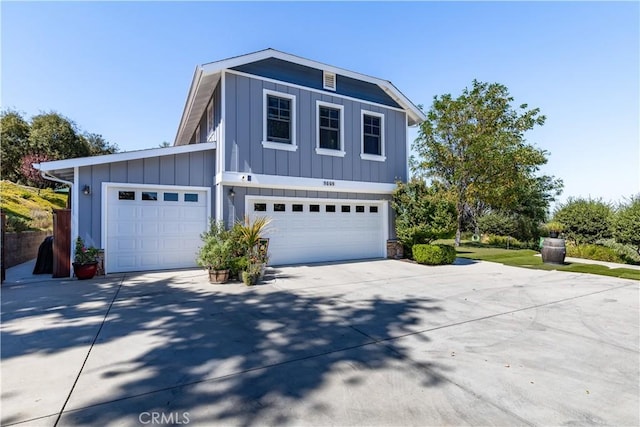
<box><xmin>247</xmin><ymin>196</ymin><xmax>387</xmax><ymax>266</ymax></box>
<box><xmin>104</xmin><ymin>185</ymin><xmax>209</xmax><ymax>273</ymax></box>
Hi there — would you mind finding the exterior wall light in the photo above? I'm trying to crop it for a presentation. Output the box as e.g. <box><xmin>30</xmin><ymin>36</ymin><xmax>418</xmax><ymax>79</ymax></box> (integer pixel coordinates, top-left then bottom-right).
<box><xmin>82</xmin><ymin>185</ymin><xmax>91</xmax><ymax>195</ymax></box>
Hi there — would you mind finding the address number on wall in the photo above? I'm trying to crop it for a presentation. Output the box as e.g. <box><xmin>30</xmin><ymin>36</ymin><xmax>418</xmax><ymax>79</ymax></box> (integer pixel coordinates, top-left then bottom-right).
<box><xmin>323</xmin><ymin>181</ymin><xmax>336</xmax><ymax>186</ymax></box>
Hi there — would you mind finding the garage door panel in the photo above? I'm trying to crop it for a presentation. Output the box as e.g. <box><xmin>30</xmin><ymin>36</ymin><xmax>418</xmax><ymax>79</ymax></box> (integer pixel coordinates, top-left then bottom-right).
<box><xmin>106</xmin><ymin>186</ymin><xmax>207</xmax><ymax>273</ymax></box>
<box><xmin>140</xmin><ymin>223</ymin><xmax>160</xmax><ymax>235</ymax></box>
<box><xmin>161</xmin><ymin>207</ymin><xmax>181</xmax><ymax>220</ymax></box>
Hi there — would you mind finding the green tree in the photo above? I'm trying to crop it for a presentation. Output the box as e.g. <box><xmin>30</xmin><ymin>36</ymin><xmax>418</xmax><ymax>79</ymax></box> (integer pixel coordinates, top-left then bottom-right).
<box><xmin>83</xmin><ymin>133</ymin><xmax>119</xmax><ymax>155</ymax></box>
<box><xmin>411</xmin><ymin>80</ymin><xmax>561</xmax><ymax>245</ymax></box>
<box><xmin>613</xmin><ymin>196</ymin><xmax>640</xmax><ymax>256</ymax></box>
<box><xmin>1</xmin><ymin>109</ymin><xmax>119</xmax><ymax>185</ymax></box>
<box><xmin>553</xmin><ymin>197</ymin><xmax>613</xmax><ymax>245</ymax></box>
<box><xmin>391</xmin><ymin>179</ymin><xmax>457</xmax><ymax>256</ymax></box>
<box><xmin>1</xmin><ymin>109</ymin><xmax>30</xmax><ymax>182</ymax></box>
<box><xmin>28</xmin><ymin>112</ymin><xmax>91</xmax><ymax>159</ymax></box>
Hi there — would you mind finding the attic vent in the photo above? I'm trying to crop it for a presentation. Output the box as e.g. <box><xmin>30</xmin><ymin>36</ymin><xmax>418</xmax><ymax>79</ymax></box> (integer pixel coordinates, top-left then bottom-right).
<box><xmin>323</xmin><ymin>71</ymin><xmax>336</xmax><ymax>91</ymax></box>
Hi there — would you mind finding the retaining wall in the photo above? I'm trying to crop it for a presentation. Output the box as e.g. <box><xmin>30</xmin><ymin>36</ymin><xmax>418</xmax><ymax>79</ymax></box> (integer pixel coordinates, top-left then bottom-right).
<box><xmin>3</xmin><ymin>231</ymin><xmax>51</xmax><ymax>268</ymax></box>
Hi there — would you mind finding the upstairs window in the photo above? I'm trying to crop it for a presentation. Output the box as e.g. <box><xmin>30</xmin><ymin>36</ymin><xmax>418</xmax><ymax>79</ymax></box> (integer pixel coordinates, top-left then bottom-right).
<box><xmin>206</xmin><ymin>101</ymin><xmax>213</xmax><ymax>134</ymax></box>
<box><xmin>316</xmin><ymin>101</ymin><xmax>345</xmax><ymax>157</ymax></box>
<box><xmin>263</xmin><ymin>90</ymin><xmax>297</xmax><ymax>152</ymax></box>
<box><xmin>194</xmin><ymin>124</ymin><xmax>201</xmax><ymax>143</ymax></box>
<box><xmin>361</xmin><ymin>111</ymin><xmax>386</xmax><ymax>161</ymax></box>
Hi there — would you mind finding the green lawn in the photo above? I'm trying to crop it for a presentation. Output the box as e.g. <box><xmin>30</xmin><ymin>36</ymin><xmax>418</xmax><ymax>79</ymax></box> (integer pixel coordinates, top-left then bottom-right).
<box><xmin>455</xmin><ymin>245</ymin><xmax>640</xmax><ymax>281</ymax></box>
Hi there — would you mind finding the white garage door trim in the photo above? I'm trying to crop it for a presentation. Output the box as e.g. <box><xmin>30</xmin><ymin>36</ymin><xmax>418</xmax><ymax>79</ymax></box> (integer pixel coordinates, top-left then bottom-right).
<box><xmin>245</xmin><ymin>195</ymin><xmax>388</xmax><ymax>266</ymax></box>
<box><xmin>102</xmin><ymin>182</ymin><xmax>211</xmax><ymax>274</ymax></box>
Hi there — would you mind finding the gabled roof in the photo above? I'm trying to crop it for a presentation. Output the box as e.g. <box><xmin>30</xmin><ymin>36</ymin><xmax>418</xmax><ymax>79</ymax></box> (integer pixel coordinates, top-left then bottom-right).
<box><xmin>174</xmin><ymin>48</ymin><xmax>425</xmax><ymax>146</ymax></box>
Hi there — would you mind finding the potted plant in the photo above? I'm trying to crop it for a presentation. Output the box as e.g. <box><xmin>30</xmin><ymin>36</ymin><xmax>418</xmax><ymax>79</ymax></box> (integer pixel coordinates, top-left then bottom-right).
<box><xmin>236</xmin><ymin>216</ymin><xmax>271</xmax><ymax>279</ymax></box>
<box><xmin>544</xmin><ymin>221</ymin><xmax>565</xmax><ymax>238</ymax></box>
<box><xmin>541</xmin><ymin>221</ymin><xmax>566</xmax><ymax>264</ymax></box>
<box><xmin>241</xmin><ymin>262</ymin><xmax>262</xmax><ymax>286</ymax></box>
<box><xmin>196</xmin><ymin>220</ymin><xmax>233</xmax><ymax>284</ymax></box>
<box><xmin>73</xmin><ymin>237</ymin><xmax>99</xmax><ymax>280</ymax></box>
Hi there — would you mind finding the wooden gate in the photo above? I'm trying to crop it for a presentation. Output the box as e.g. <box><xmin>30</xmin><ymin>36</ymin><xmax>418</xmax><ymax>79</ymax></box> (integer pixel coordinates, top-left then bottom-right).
<box><xmin>52</xmin><ymin>209</ymin><xmax>71</xmax><ymax>278</ymax></box>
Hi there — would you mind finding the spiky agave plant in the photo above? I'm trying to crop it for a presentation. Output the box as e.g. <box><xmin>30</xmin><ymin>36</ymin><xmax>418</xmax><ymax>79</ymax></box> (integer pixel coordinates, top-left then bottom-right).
<box><xmin>237</xmin><ymin>215</ymin><xmax>272</xmax><ymax>253</ymax></box>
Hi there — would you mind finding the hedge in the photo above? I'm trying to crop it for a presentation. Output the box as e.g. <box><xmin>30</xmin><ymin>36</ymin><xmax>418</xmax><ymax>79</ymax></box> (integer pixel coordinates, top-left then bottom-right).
<box><xmin>412</xmin><ymin>244</ymin><xmax>457</xmax><ymax>265</ymax></box>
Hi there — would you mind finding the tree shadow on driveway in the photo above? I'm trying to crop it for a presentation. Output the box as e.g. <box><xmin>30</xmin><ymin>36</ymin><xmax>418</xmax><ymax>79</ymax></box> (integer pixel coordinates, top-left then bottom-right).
<box><xmin>2</xmin><ymin>268</ymin><xmax>448</xmax><ymax>426</ymax></box>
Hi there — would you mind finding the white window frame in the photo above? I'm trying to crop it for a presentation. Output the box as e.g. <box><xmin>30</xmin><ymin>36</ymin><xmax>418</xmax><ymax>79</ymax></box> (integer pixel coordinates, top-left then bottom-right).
<box><xmin>315</xmin><ymin>100</ymin><xmax>346</xmax><ymax>157</ymax></box>
<box><xmin>360</xmin><ymin>110</ymin><xmax>386</xmax><ymax>162</ymax></box>
<box><xmin>262</xmin><ymin>89</ymin><xmax>297</xmax><ymax>152</ymax></box>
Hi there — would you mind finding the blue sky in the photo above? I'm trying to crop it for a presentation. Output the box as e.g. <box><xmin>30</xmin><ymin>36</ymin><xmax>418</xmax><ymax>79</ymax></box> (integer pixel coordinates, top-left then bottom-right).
<box><xmin>2</xmin><ymin>1</ymin><xmax>638</xmax><ymax>207</ymax></box>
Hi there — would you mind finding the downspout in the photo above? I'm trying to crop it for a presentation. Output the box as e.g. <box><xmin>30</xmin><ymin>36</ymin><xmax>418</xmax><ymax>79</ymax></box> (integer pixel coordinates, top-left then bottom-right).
<box><xmin>38</xmin><ymin>168</ymin><xmax>76</xmax><ymax>277</ymax></box>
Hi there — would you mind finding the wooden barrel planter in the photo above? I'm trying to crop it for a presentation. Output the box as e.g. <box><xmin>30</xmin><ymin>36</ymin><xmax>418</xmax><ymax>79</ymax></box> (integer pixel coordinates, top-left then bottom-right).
<box><xmin>541</xmin><ymin>238</ymin><xmax>566</xmax><ymax>265</ymax></box>
<box><xmin>208</xmin><ymin>269</ymin><xmax>230</xmax><ymax>284</ymax></box>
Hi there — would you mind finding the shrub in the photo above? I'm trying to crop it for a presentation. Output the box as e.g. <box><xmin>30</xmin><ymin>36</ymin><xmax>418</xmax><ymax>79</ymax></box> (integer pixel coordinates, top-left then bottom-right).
<box><xmin>553</xmin><ymin>198</ymin><xmax>613</xmax><ymax>245</ymax></box>
<box><xmin>596</xmin><ymin>239</ymin><xmax>640</xmax><ymax>265</ymax></box>
<box><xmin>486</xmin><ymin>235</ymin><xmax>526</xmax><ymax>249</ymax></box>
<box><xmin>412</xmin><ymin>244</ymin><xmax>457</xmax><ymax>265</ymax></box>
<box><xmin>392</xmin><ymin>180</ymin><xmax>456</xmax><ymax>256</ymax></box>
<box><xmin>566</xmin><ymin>244</ymin><xmax>624</xmax><ymax>264</ymax></box>
<box><xmin>478</xmin><ymin>212</ymin><xmax>518</xmax><ymax>238</ymax></box>
<box><xmin>6</xmin><ymin>215</ymin><xmax>31</xmax><ymax>232</ymax></box>
<box><xmin>613</xmin><ymin>196</ymin><xmax>640</xmax><ymax>257</ymax></box>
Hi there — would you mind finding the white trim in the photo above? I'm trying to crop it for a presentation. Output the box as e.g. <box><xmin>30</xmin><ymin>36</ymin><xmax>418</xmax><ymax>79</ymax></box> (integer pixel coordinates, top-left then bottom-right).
<box><xmin>406</xmin><ymin>113</ymin><xmax>410</xmax><ymax>181</ymax></box>
<box><xmin>216</xmin><ymin>71</ymin><xmax>227</xmax><ymax>222</ymax></box>
<box><xmin>315</xmin><ymin>148</ymin><xmax>346</xmax><ymax>158</ymax></box>
<box><xmin>263</xmin><ymin>89</ymin><xmax>297</xmax><ymax>148</ymax></box>
<box><xmin>262</xmin><ymin>141</ymin><xmax>298</xmax><ymax>152</ymax></box>
<box><xmin>360</xmin><ymin>110</ymin><xmax>386</xmax><ymax>162</ymax></box>
<box><xmin>316</xmin><ymin>100</ymin><xmax>345</xmax><ymax>157</ymax></box>
<box><xmin>194</xmin><ymin>124</ymin><xmax>200</xmax><ymax>143</ymax></box>
<box><xmin>34</xmin><ymin>142</ymin><xmax>216</xmax><ymax>172</ymax></box>
<box><xmin>217</xmin><ymin>171</ymin><xmax>396</xmax><ymax>194</ymax></box>
<box><xmin>101</xmin><ymin>182</ymin><xmax>211</xmax><ymax>274</ymax></box>
<box><xmin>381</xmin><ymin>200</ymin><xmax>390</xmax><ymax>257</ymax></box>
<box><xmin>228</xmin><ymin>69</ymin><xmax>406</xmax><ymax>114</ymax></box>
<box><xmin>360</xmin><ymin>153</ymin><xmax>387</xmax><ymax>162</ymax></box>
<box><xmin>71</xmin><ymin>167</ymin><xmax>79</xmax><ymax>276</ymax></box>
<box><xmin>174</xmin><ymin>67</ymin><xmax>204</xmax><ymax>147</ymax></box>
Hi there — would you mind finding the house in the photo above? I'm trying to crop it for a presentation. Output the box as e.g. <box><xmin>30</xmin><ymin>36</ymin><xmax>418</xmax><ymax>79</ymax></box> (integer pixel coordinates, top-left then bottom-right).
<box><xmin>35</xmin><ymin>49</ymin><xmax>425</xmax><ymax>274</ymax></box>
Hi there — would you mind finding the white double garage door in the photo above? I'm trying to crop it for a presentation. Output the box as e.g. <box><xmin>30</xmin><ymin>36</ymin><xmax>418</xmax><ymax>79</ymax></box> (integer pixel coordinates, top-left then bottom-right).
<box><xmin>246</xmin><ymin>196</ymin><xmax>388</xmax><ymax>266</ymax></box>
<box><xmin>105</xmin><ymin>185</ymin><xmax>387</xmax><ymax>273</ymax></box>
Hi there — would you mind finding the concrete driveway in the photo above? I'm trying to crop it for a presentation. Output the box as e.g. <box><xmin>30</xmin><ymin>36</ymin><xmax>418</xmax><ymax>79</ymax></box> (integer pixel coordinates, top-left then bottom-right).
<box><xmin>1</xmin><ymin>259</ymin><xmax>638</xmax><ymax>426</ymax></box>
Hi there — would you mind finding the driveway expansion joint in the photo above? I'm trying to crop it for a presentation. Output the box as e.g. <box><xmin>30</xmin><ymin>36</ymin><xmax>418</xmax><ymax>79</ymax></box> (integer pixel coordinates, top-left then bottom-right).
<box><xmin>52</xmin><ymin>274</ymin><xmax>127</xmax><ymax>427</ymax></box>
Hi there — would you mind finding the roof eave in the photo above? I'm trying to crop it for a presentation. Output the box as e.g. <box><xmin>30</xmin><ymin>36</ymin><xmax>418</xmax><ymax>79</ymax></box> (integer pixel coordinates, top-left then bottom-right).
<box><xmin>34</xmin><ymin>142</ymin><xmax>216</xmax><ymax>172</ymax></box>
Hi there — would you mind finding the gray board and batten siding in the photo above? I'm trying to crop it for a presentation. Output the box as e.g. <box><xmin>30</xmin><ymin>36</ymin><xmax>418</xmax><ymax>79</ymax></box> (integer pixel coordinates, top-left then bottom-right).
<box><xmin>223</xmin><ymin>185</ymin><xmax>397</xmax><ymax>240</ymax></box>
<box><xmin>77</xmin><ymin>150</ymin><xmax>215</xmax><ymax>248</ymax></box>
<box><xmin>224</xmin><ymin>72</ymin><xmax>408</xmax><ymax>183</ymax></box>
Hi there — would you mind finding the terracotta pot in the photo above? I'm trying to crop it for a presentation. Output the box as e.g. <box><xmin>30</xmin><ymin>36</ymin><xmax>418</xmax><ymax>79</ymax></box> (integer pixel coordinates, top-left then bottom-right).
<box><xmin>208</xmin><ymin>269</ymin><xmax>230</xmax><ymax>284</ymax></box>
<box><xmin>73</xmin><ymin>262</ymin><xmax>98</xmax><ymax>280</ymax></box>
